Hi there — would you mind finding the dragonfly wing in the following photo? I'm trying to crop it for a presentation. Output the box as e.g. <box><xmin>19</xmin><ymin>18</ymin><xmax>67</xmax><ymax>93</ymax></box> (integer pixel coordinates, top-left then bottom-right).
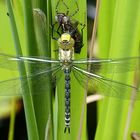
<box><xmin>73</xmin><ymin>57</ymin><xmax>140</xmax><ymax>75</ymax></box>
<box><xmin>72</xmin><ymin>66</ymin><xmax>140</xmax><ymax>100</ymax></box>
<box><xmin>0</xmin><ymin>64</ymin><xmax>62</xmax><ymax>96</ymax></box>
<box><xmin>0</xmin><ymin>53</ymin><xmax>60</xmax><ymax>76</ymax></box>
<box><xmin>0</xmin><ymin>53</ymin><xmax>19</xmax><ymax>70</ymax></box>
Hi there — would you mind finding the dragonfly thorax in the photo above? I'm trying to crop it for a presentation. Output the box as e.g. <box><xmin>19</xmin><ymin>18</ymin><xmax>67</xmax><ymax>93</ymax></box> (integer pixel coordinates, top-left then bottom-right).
<box><xmin>58</xmin><ymin>33</ymin><xmax>74</xmax><ymax>63</ymax></box>
<box><xmin>59</xmin><ymin>48</ymin><xmax>73</xmax><ymax>70</ymax></box>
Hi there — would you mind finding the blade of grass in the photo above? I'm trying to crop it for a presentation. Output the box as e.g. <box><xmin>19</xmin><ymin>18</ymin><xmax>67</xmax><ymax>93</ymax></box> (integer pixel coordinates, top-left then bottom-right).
<box><xmin>6</xmin><ymin>0</ymin><xmax>39</xmax><ymax>140</ymax></box>
<box><xmin>33</xmin><ymin>7</ymin><xmax>53</xmax><ymax>140</ymax></box>
<box><xmin>45</xmin><ymin>114</ymin><xmax>52</xmax><ymax>140</ymax></box>
<box><xmin>51</xmin><ymin>0</ymin><xmax>87</xmax><ymax>139</ymax></box>
<box><xmin>46</xmin><ymin>0</ymin><xmax>54</xmax><ymax>139</ymax></box>
<box><xmin>8</xmin><ymin>98</ymin><xmax>16</xmax><ymax>140</ymax></box>
<box><xmin>89</xmin><ymin>0</ymin><xmax>100</xmax><ymax>58</ymax></box>
<box><xmin>23</xmin><ymin>0</ymin><xmax>53</xmax><ymax>139</ymax></box>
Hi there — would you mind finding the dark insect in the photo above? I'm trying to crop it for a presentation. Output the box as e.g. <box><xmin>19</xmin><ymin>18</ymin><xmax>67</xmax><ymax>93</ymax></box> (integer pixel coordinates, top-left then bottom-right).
<box><xmin>51</xmin><ymin>0</ymin><xmax>85</xmax><ymax>54</ymax></box>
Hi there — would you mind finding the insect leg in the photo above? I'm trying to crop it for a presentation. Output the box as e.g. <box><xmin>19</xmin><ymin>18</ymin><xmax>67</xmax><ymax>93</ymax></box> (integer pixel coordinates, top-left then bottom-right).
<box><xmin>51</xmin><ymin>22</ymin><xmax>59</xmax><ymax>40</ymax></box>
<box><xmin>70</xmin><ymin>21</ymin><xmax>85</xmax><ymax>35</ymax></box>
<box><xmin>80</xmin><ymin>23</ymin><xmax>85</xmax><ymax>44</ymax></box>
<box><xmin>56</xmin><ymin>24</ymin><xmax>62</xmax><ymax>36</ymax></box>
<box><xmin>55</xmin><ymin>0</ymin><xmax>61</xmax><ymax>14</ymax></box>
<box><xmin>69</xmin><ymin>22</ymin><xmax>79</xmax><ymax>35</ymax></box>
<box><xmin>56</xmin><ymin>0</ymin><xmax>69</xmax><ymax>15</ymax></box>
<box><xmin>69</xmin><ymin>0</ymin><xmax>79</xmax><ymax>17</ymax></box>
<box><xmin>76</xmin><ymin>22</ymin><xmax>85</xmax><ymax>46</ymax></box>
<box><xmin>73</xmin><ymin>22</ymin><xmax>85</xmax><ymax>53</ymax></box>
<box><xmin>80</xmin><ymin>23</ymin><xmax>86</xmax><ymax>31</ymax></box>
<box><xmin>62</xmin><ymin>0</ymin><xmax>69</xmax><ymax>15</ymax></box>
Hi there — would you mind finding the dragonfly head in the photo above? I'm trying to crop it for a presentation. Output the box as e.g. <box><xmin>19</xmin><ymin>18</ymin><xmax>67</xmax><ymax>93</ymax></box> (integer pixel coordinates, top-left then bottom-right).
<box><xmin>58</xmin><ymin>33</ymin><xmax>75</xmax><ymax>50</ymax></box>
<box><xmin>55</xmin><ymin>13</ymin><xmax>70</xmax><ymax>24</ymax></box>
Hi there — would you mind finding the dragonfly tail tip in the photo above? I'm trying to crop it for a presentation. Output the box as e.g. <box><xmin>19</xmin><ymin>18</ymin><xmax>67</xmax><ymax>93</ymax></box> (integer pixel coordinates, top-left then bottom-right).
<box><xmin>64</xmin><ymin>126</ymin><xmax>70</xmax><ymax>133</ymax></box>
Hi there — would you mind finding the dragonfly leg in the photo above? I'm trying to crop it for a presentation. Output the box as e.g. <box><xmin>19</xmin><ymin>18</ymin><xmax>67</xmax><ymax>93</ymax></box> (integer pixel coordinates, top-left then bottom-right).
<box><xmin>51</xmin><ymin>22</ymin><xmax>59</xmax><ymax>40</ymax></box>
<box><xmin>55</xmin><ymin>0</ymin><xmax>60</xmax><ymax>14</ymax></box>
<box><xmin>62</xmin><ymin>0</ymin><xmax>69</xmax><ymax>15</ymax></box>
<box><xmin>80</xmin><ymin>23</ymin><xmax>85</xmax><ymax>46</ymax></box>
<box><xmin>56</xmin><ymin>0</ymin><xmax>69</xmax><ymax>15</ymax></box>
<box><xmin>69</xmin><ymin>0</ymin><xmax>79</xmax><ymax>17</ymax></box>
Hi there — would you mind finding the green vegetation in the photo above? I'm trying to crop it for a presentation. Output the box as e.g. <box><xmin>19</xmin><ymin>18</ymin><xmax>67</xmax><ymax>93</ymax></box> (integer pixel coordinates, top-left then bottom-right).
<box><xmin>0</xmin><ymin>0</ymin><xmax>140</xmax><ymax>140</ymax></box>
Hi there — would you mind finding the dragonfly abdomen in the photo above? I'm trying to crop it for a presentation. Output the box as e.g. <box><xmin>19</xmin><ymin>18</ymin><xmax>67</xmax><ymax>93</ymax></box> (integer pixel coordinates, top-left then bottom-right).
<box><xmin>64</xmin><ymin>68</ymin><xmax>71</xmax><ymax>133</ymax></box>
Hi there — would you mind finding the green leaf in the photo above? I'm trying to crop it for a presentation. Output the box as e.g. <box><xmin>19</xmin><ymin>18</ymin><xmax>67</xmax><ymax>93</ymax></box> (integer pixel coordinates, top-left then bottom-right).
<box><xmin>6</xmin><ymin>0</ymin><xmax>39</xmax><ymax>140</ymax></box>
<box><xmin>23</xmin><ymin>0</ymin><xmax>53</xmax><ymax>139</ymax></box>
<box><xmin>95</xmin><ymin>0</ymin><xmax>140</xmax><ymax>140</ymax></box>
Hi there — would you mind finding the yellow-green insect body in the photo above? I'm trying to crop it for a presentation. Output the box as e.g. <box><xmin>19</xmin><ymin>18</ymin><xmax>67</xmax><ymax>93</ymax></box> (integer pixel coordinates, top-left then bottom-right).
<box><xmin>57</xmin><ymin>32</ymin><xmax>75</xmax><ymax>133</ymax></box>
<box><xmin>58</xmin><ymin>33</ymin><xmax>75</xmax><ymax>63</ymax></box>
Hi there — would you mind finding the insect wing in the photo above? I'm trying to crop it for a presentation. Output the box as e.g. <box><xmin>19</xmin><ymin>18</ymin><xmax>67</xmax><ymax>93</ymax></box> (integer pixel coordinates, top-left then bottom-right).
<box><xmin>0</xmin><ymin>65</ymin><xmax>62</xmax><ymax>96</ymax></box>
<box><xmin>72</xmin><ymin>66</ymin><xmax>140</xmax><ymax>100</ymax></box>
<box><xmin>0</xmin><ymin>54</ymin><xmax>61</xmax><ymax>96</ymax></box>
<box><xmin>73</xmin><ymin>57</ymin><xmax>140</xmax><ymax>75</ymax></box>
<box><xmin>0</xmin><ymin>53</ymin><xmax>59</xmax><ymax>72</ymax></box>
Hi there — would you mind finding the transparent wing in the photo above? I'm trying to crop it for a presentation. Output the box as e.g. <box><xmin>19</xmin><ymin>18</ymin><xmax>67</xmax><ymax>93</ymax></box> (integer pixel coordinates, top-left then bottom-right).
<box><xmin>0</xmin><ymin>53</ymin><xmax>62</xmax><ymax>96</ymax></box>
<box><xmin>0</xmin><ymin>53</ymin><xmax>59</xmax><ymax>72</ymax></box>
<box><xmin>72</xmin><ymin>66</ymin><xmax>140</xmax><ymax>100</ymax></box>
<box><xmin>73</xmin><ymin>57</ymin><xmax>140</xmax><ymax>75</ymax></box>
<box><xmin>0</xmin><ymin>66</ymin><xmax>63</xmax><ymax>96</ymax></box>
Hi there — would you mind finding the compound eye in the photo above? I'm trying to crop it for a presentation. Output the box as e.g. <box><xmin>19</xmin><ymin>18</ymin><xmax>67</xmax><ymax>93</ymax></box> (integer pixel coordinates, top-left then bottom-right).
<box><xmin>55</xmin><ymin>15</ymin><xmax>58</xmax><ymax>21</ymax></box>
<box><xmin>63</xmin><ymin>16</ymin><xmax>68</xmax><ymax>22</ymax></box>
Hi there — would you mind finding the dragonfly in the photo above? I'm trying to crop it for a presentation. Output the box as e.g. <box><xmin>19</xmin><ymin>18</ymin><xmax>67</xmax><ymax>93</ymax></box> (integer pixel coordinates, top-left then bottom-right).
<box><xmin>0</xmin><ymin>34</ymin><xmax>140</xmax><ymax>133</ymax></box>
<box><xmin>1</xmin><ymin>0</ymin><xmax>140</xmax><ymax>134</ymax></box>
